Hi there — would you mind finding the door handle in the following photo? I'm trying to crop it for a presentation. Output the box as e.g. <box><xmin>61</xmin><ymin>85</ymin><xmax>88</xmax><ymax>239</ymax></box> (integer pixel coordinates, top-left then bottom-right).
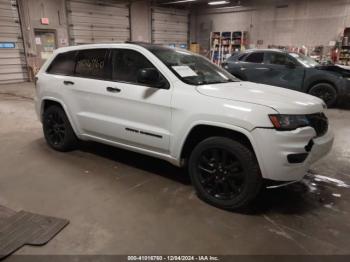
<box><xmin>106</xmin><ymin>87</ymin><xmax>121</xmax><ymax>93</ymax></box>
<box><xmin>63</xmin><ymin>80</ymin><xmax>74</xmax><ymax>85</ymax></box>
<box><xmin>256</xmin><ymin>67</ymin><xmax>271</xmax><ymax>70</ymax></box>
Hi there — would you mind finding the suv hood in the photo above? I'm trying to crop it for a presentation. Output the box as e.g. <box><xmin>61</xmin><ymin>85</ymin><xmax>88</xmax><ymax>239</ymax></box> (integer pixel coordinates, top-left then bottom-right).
<box><xmin>196</xmin><ymin>82</ymin><xmax>325</xmax><ymax>114</ymax></box>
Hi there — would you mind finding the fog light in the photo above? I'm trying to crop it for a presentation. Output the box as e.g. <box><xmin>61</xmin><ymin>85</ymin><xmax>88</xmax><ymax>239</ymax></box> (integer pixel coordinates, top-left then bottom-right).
<box><xmin>287</xmin><ymin>153</ymin><xmax>308</xmax><ymax>164</ymax></box>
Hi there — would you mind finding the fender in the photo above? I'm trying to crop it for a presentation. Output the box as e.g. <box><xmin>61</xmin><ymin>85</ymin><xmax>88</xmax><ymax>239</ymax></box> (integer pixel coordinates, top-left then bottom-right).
<box><xmin>174</xmin><ymin>120</ymin><xmax>267</xmax><ymax>177</ymax></box>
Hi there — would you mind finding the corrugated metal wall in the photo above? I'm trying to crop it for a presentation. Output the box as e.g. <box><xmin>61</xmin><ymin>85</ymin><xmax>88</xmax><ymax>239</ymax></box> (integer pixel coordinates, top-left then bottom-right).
<box><xmin>66</xmin><ymin>0</ymin><xmax>130</xmax><ymax>45</ymax></box>
<box><xmin>151</xmin><ymin>7</ymin><xmax>189</xmax><ymax>48</ymax></box>
<box><xmin>0</xmin><ymin>0</ymin><xmax>28</xmax><ymax>84</ymax></box>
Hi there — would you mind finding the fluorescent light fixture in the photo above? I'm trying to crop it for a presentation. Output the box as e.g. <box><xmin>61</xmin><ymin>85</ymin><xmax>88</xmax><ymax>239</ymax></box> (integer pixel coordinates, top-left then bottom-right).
<box><xmin>209</xmin><ymin>0</ymin><xmax>242</xmax><ymax>9</ymax></box>
<box><xmin>162</xmin><ymin>0</ymin><xmax>196</xmax><ymax>4</ymax></box>
<box><xmin>214</xmin><ymin>5</ymin><xmax>242</xmax><ymax>9</ymax></box>
<box><xmin>208</xmin><ymin>1</ymin><xmax>230</xmax><ymax>5</ymax></box>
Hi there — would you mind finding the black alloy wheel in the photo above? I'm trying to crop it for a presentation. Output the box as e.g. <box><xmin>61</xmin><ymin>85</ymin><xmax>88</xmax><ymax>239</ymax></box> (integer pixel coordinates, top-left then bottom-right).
<box><xmin>43</xmin><ymin>105</ymin><xmax>78</xmax><ymax>151</ymax></box>
<box><xmin>189</xmin><ymin>137</ymin><xmax>262</xmax><ymax>210</ymax></box>
<box><xmin>309</xmin><ymin>83</ymin><xmax>337</xmax><ymax>107</ymax></box>
<box><xmin>197</xmin><ymin>148</ymin><xmax>245</xmax><ymax>200</ymax></box>
<box><xmin>45</xmin><ymin>111</ymin><xmax>66</xmax><ymax>146</ymax></box>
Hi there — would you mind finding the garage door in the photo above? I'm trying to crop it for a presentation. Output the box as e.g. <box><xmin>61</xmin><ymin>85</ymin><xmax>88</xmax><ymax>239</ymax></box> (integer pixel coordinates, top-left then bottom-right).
<box><xmin>151</xmin><ymin>7</ymin><xmax>189</xmax><ymax>48</ymax></box>
<box><xmin>66</xmin><ymin>0</ymin><xmax>130</xmax><ymax>45</ymax></box>
<box><xmin>0</xmin><ymin>0</ymin><xmax>28</xmax><ymax>84</ymax></box>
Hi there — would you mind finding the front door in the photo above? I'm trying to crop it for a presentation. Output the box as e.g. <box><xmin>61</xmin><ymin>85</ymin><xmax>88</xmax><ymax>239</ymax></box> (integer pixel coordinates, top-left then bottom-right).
<box><xmin>105</xmin><ymin>48</ymin><xmax>172</xmax><ymax>153</ymax></box>
<box><xmin>262</xmin><ymin>52</ymin><xmax>305</xmax><ymax>91</ymax></box>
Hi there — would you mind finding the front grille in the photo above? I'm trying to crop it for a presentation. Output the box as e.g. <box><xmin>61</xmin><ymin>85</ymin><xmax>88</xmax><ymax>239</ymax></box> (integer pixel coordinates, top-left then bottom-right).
<box><xmin>307</xmin><ymin>113</ymin><xmax>328</xmax><ymax>137</ymax></box>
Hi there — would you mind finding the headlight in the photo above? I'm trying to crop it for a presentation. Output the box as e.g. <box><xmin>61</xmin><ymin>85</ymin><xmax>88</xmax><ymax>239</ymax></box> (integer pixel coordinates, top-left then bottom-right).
<box><xmin>269</xmin><ymin>114</ymin><xmax>310</xmax><ymax>130</ymax></box>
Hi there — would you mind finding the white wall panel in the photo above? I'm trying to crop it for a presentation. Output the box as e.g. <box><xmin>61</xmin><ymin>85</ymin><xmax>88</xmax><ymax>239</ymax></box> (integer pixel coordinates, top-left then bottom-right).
<box><xmin>195</xmin><ymin>0</ymin><xmax>350</xmax><ymax>49</ymax></box>
<box><xmin>67</xmin><ymin>0</ymin><xmax>130</xmax><ymax>45</ymax></box>
<box><xmin>152</xmin><ymin>7</ymin><xmax>189</xmax><ymax>47</ymax></box>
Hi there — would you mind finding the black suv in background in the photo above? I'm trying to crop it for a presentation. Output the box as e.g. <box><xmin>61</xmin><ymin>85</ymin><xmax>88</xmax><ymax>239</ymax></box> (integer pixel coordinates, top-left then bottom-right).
<box><xmin>223</xmin><ymin>49</ymin><xmax>350</xmax><ymax>107</ymax></box>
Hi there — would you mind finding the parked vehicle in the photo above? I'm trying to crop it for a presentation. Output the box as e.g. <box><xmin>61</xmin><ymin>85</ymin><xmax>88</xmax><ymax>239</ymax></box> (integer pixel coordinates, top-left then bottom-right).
<box><xmin>35</xmin><ymin>43</ymin><xmax>333</xmax><ymax>210</ymax></box>
<box><xmin>222</xmin><ymin>49</ymin><xmax>350</xmax><ymax>107</ymax></box>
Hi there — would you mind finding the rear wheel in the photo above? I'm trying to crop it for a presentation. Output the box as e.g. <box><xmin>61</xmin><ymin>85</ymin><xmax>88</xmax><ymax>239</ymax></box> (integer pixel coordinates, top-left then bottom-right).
<box><xmin>188</xmin><ymin>137</ymin><xmax>262</xmax><ymax>210</ymax></box>
<box><xmin>43</xmin><ymin>105</ymin><xmax>78</xmax><ymax>152</ymax></box>
<box><xmin>309</xmin><ymin>83</ymin><xmax>337</xmax><ymax>107</ymax></box>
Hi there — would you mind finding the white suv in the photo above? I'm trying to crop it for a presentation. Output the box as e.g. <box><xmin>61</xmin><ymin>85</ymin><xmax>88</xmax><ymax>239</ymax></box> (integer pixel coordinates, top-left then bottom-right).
<box><xmin>35</xmin><ymin>42</ymin><xmax>334</xmax><ymax>210</ymax></box>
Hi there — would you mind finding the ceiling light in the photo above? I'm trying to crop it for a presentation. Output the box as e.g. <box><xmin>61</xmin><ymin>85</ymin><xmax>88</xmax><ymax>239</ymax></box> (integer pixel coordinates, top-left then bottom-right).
<box><xmin>215</xmin><ymin>4</ymin><xmax>242</xmax><ymax>9</ymax></box>
<box><xmin>208</xmin><ymin>1</ymin><xmax>230</xmax><ymax>5</ymax></box>
<box><xmin>162</xmin><ymin>0</ymin><xmax>197</xmax><ymax>4</ymax></box>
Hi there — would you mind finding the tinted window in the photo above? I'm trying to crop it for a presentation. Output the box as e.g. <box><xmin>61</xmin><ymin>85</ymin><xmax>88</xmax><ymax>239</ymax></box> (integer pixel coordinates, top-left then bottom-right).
<box><xmin>111</xmin><ymin>49</ymin><xmax>157</xmax><ymax>84</ymax></box>
<box><xmin>47</xmin><ymin>51</ymin><xmax>77</xmax><ymax>75</ymax></box>
<box><xmin>266</xmin><ymin>52</ymin><xmax>287</xmax><ymax>65</ymax></box>
<box><xmin>227</xmin><ymin>52</ymin><xmax>244</xmax><ymax>62</ymax></box>
<box><xmin>238</xmin><ymin>53</ymin><xmax>249</xmax><ymax>61</ymax></box>
<box><xmin>245</xmin><ymin>52</ymin><xmax>264</xmax><ymax>63</ymax></box>
<box><xmin>75</xmin><ymin>49</ymin><xmax>108</xmax><ymax>79</ymax></box>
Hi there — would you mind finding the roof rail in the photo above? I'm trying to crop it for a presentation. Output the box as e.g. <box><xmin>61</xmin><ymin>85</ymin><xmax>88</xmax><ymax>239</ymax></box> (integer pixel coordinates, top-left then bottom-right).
<box><xmin>125</xmin><ymin>41</ymin><xmax>152</xmax><ymax>45</ymax></box>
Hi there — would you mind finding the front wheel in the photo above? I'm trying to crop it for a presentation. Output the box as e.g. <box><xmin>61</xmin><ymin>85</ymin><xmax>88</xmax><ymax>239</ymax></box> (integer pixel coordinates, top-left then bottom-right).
<box><xmin>309</xmin><ymin>83</ymin><xmax>337</xmax><ymax>107</ymax></box>
<box><xmin>188</xmin><ymin>137</ymin><xmax>262</xmax><ymax>210</ymax></box>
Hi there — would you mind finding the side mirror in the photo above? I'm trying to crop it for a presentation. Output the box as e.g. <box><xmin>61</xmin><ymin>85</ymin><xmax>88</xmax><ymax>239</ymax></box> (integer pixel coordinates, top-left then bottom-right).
<box><xmin>137</xmin><ymin>68</ymin><xmax>168</xmax><ymax>89</ymax></box>
<box><xmin>286</xmin><ymin>61</ymin><xmax>296</xmax><ymax>69</ymax></box>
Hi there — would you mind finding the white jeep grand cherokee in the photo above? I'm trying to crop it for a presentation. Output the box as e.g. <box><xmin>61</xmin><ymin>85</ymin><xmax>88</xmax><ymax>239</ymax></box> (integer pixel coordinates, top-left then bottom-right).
<box><xmin>35</xmin><ymin>42</ymin><xmax>334</xmax><ymax>210</ymax></box>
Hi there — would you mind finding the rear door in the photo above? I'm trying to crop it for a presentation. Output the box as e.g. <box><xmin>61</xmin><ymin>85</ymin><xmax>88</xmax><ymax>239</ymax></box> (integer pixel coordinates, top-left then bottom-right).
<box><xmin>56</xmin><ymin>48</ymin><xmax>111</xmax><ymax>137</ymax></box>
<box><xmin>262</xmin><ymin>52</ymin><xmax>305</xmax><ymax>91</ymax></box>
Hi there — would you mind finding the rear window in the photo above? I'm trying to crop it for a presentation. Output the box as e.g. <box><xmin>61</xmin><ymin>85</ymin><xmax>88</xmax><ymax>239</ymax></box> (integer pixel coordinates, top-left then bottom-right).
<box><xmin>245</xmin><ymin>52</ymin><xmax>264</xmax><ymax>63</ymax></box>
<box><xmin>75</xmin><ymin>49</ymin><xmax>108</xmax><ymax>79</ymax></box>
<box><xmin>46</xmin><ymin>51</ymin><xmax>77</xmax><ymax>75</ymax></box>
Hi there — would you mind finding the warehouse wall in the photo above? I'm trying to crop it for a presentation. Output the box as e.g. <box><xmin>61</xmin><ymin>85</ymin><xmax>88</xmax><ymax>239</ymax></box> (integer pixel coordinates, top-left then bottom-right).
<box><xmin>130</xmin><ymin>0</ymin><xmax>151</xmax><ymax>42</ymax></box>
<box><xmin>194</xmin><ymin>0</ymin><xmax>350</xmax><ymax>50</ymax></box>
<box><xmin>18</xmin><ymin>0</ymin><xmax>69</xmax><ymax>75</ymax></box>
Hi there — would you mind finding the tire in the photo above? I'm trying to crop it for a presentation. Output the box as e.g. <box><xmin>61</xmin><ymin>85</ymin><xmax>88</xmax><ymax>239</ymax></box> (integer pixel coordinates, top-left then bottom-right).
<box><xmin>43</xmin><ymin>105</ymin><xmax>78</xmax><ymax>152</ymax></box>
<box><xmin>188</xmin><ymin>137</ymin><xmax>262</xmax><ymax>210</ymax></box>
<box><xmin>308</xmin><ymin>83</ymin><xmax>337</xmax><ymax>107</ymax></box>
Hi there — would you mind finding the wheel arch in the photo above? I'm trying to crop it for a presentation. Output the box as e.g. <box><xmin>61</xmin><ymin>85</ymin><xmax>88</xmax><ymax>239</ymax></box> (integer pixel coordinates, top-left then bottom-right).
<box><xmin>306</xmin><ymin>79</ymin><xmax>338</xmax><ymax>93</ymax></box>
<box><xmin>40</xmin><ymin>97</ymin><xmax>80</xmax><ymax>137</ymax></box>
<box><xmin>179</xmin><ymin>124</ymin><xmax>257</xmax><ymax>164</ymax></box>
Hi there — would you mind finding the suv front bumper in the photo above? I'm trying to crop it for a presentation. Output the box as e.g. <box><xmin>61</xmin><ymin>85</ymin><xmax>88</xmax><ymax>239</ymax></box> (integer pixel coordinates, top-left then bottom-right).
<box><xmin>251</xmin><ymin>126</ymin><xmax>334</xmax><ymax>181</ymax></box>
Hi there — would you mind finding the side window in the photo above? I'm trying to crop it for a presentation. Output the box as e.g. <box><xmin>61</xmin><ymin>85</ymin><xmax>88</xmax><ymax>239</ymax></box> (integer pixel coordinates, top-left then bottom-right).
<box><xmin>238</xmin><ymin>53</ymin><xmax>248</xmax><ymax>61</ymax></box>
<box><xmin>111</xmin><ymin>49</ymin><xmax>157</xmax><ymax>84</ymax></box>
<box><xmin>286</xmin><ymin>55</ymin><xmax>298</xmax><ymax>66</ymax></box>
<box><xmin>47</xmin><ymin>51</ymin><xmax>77</xmax><ymax>75</ymax></box>
<box><xmin>244</xmin><ymin>52</ymin><xmax>264</xmax><ymax>63</ymax></box>
<box><xmin>75</xmin><ymin>49</ymin><xmax>108</xmax><ymax>79</ymax></box>
<box><xmin>266</xmin><ymin>53</ymin><xmax>287</xmax><ymax>65</ymax></box>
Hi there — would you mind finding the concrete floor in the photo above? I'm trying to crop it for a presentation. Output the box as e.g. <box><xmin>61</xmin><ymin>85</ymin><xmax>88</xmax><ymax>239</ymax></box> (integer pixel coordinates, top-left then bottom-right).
<box><xmin>1</xmin><ymin>82</ymin><xmax>350</xmax><ymax>255</ymax></box>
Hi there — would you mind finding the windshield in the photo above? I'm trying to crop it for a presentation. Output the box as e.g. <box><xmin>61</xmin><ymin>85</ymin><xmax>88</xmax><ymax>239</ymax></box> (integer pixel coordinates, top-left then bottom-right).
<box><xmin>289</xmin><ymin>52</ymin><xmax>319</xmax><ymax>68</ymax></box>
<box><xmin>149</xmin><ymin>48</ymin><xmax>238</xmax><ymax>85</ymax></box>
